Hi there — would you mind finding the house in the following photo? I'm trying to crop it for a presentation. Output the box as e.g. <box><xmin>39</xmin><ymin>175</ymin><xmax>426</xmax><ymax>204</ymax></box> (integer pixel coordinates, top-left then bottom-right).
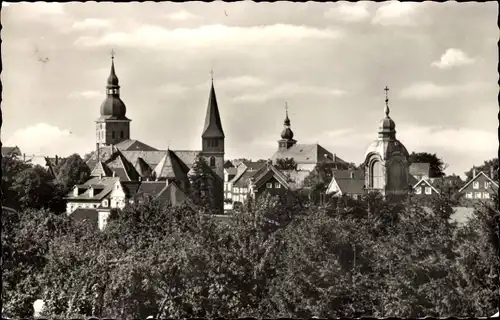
<box><xmin>409</xmin><ymin>162</ymin><xmax>430</xmax><ymax>181</ymax></box>
<box><xmin>249</xmin><ymin>163</ymin><xmax>295</xmax><ymax>199</ymax></box>
<box><xmin>412</xmin><ymin>178</ymin><xmax>440</xmax><ymax>196</ymax></box>
<box><xmin>326</xmin><ymin>169</ymin><xmax>365</xmax><ymax>200</ymax></box>
<box><xmin>224</xmin><ymin>167</ymin><xmax>237</xmax><ymax>203</ymax></box>
<box><xmin>270</xmin><ymin>108</ymin><xmax>349</xmax><ymax>172</ymax></box>
<box><xmin>224</xmin><ymin>161</ymin><xmax>267</xmax><ymax>210</ymax></box>
<box><xmin>458</xmin><ymin>168</ymin><xmax>498</xmax><ymax>202</ymax></box>
<box><xmin>1</xmin><ymin>146</ymin><xmax>22</xmax><ymax>157</ymax></box>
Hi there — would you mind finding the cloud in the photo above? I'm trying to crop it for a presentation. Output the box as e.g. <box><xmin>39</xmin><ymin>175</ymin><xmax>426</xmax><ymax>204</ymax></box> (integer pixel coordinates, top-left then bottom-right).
<box><xmin>166</xmin><ymin>10</ymin><xmax>199</xmax><ymax>21</ymax></box>
<box><xmin>324</xmin><ymin>2</ymin><xmax>371</xmax><ymax>22</ymax></box>
<box><xmin>431</xmin><ymin>48</ymin><xmax>475</xmax><ymax>69</ymax></box>
<box><xmin>19</xmin><ymin>2</ymin><xmax>65</xmax><ymax>17</ymax></box>
<box><xmin>213</xmin><ymin>76</ymin><xmax>266</xmax><ymax>91</ymax></box>
<box><xmin>74</xmin><ymin>24</ymin><xmax>344</xmax><ymax>49</ymax></box>
<box><xmin>154</xmin><ymin>84</ymin><xmax>190</xmax><ymax>96</ymax></box>
<box><xmin>233</xmin><ymin>83</ymin><xmax>346</xmax><ymax>102</ymax></box>
<box><xmin>5</xmin><ymin>123</ymin><xmax>91</xmax><ymax>161</ymax></box>
<box><xmin>399</xmin><ymin>81</ymin><xmax>486</xmax><ymax>100</ymax></box>
<box><xmin>398</xmin><ymin>124</ymin><xmax>497</xmax><ymax>155</ymax></box>
<box><xmin>71</xmin><ymin>18</ymin><xmax>112</xmax><ymax>30</ymax></box>
<box><xmin>68</xmin><ymin>90</ymin><xmax>102</xmax><ymax>100</ymax></box>
<box><xmin>372</xmin><ymin>1</ymin><xmax>422</xmax><ymax>26</ymax></box>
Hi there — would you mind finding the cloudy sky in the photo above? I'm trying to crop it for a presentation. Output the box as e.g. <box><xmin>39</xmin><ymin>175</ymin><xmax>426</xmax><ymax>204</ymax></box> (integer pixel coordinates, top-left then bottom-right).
<box><xmin>1</xmin><ymin>1</ymin><xmax>498</xmax><ymax>177</ymax></box>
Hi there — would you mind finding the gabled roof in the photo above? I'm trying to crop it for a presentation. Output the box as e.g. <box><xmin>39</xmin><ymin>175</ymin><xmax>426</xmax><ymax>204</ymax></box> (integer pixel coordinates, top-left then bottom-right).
<box><xmin>154</xmin><ymin>149</ymin><xmax>189</xmax><ymax>180</ymax></box>
<box><xmin>172</xmin><ymin>150</ymin><xmax>201</xmax><ymax>168</ymax></box>
<box><xmin>408</xmin><ymin>174</ymin><xmax>419</xmax><ymax>186</ymax></box>
<box><xmin>233</xmin><ymin>170</ymin><xmax>259</xmax><ymax>188</ymax></box>
<box><xmin>202</xmin><ymin>81</ymin><xmax>225</xmax><ymax>139</ymax></box>
<box><xmin>120</xmin><ymin>150</ymin><xmax>166</xmax><ymax>169</ymax></box>
<box><xmin>134</xmin><ymin>157</ymin><xmax>153</xmax><ymax>178</ymax></box>
<box><xmin>271</xmin><ymin>143</ymin><xmax>347</xmax><ymax>165</ymax></box>
<box><xmin>114</xmin><ymin>139</ymin><xmax>158</xmax><ymax>151</ymax></box>
<box><xmin>242</xmin><ymin>161</ymin><xmax>266</xmax><ymax>171</ymax></box>
<box><xmin>90</xmin><ymin>161</ymin><xmax>113</xmax><ymax>177</ymax></box>
<box><xmin>66</xmin><ymin>176</ymin><xmax>119</xmax><ymax>200</ymax></box>
<box><xmin>137</xmin><ymin>181</ymin><xmax>169</xmax><ymax>197</ymax></box>
<box><xmin>253</xmin><ymin>164</ymin><xmax>291</xmax><ymax>190</ymax></box>
<box><xmin>409</xmin><ymin>163</ymin><xmax>430</xmax><ymax>177</ymax></box>
<box><xmin>225</xmin><ymin>167</ymin><xmax>237</xmax><ymax>176</ymax></box>
<box><xmin>327</xmin><ymin>169</ymin><xmax>365</xmax><ymax>195</ymax></box>
<box><xmin>120</xmin><ymin>181</ymin><xmax>142</xmax><ymax>198</ymax></box>
<box><xmin>157</xmin><ymin>181</ymin><xmax>192</xmax><ymax>207</ymax></box>
<box><xmin>413</xmin><ymin>178</ymin><xmax>440</xmax><ymax>194</ymax></box>
<box><xmin>103</xmin><ymin>150</ymin><xmax>139</xmax><ymax>181</ymax></box>
<box><xmin>1</xmin><ymin>146</ymin><xmax>21</xmax><ymax>156</ymax></box>
<box><xmin>459</xmin><ymin>171</ymin><xmax>499</xmax><ymax>193</ymax></box>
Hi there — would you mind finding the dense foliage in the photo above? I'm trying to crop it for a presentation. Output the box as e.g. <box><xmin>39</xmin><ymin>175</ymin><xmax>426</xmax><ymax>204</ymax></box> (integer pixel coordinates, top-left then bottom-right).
<box><xmin>409</xmin><ymin>152</ymin><xmax>448</xmax><ymax>178</ymax></box>
<box><xmin>2</xmin><ymin>189</ymin><xmax>498</xmax><ymax>318</ymax></box>
<box><xmin>464</xmin><ymin>157</ymin><xmax>498</xmax><ymax>182</ymax></box>
<box><xmin>275</xmin><ymin>157</ymin><xmax>298</xmax><ymax>170</ymax></box>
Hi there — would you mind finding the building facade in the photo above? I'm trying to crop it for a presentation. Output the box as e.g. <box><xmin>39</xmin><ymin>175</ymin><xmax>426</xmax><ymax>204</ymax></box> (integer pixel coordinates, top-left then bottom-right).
<box><xmin>459</xmin><ymin>168</ymin><xmax>498</xmax><ymax>202</ymax></box>
<box><xmin>363</xmin><ymin>88</ymin><xmax>410</xmax><ymax>200</ymax></box>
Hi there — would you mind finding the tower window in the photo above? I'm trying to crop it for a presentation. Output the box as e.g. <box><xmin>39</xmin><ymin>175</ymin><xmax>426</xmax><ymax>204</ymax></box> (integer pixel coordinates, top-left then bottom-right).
<box><xmin>120</xmin><ymin>130</ymin><xmax>124</xmax><ymax>138</ymax></box>
<box><xmin>209</xmin><ymin>156</ymin><xmax>216</xmax><ymax>168</ymax></box>
<box><xmin>112</xmin><ymin>131</ymin><xmax>115</xmax><ymax>139</ymax></box>
<box><xmin>370</xmin><ymin>160</ymin><xmax>383</xmax><ymax>189</ymax></box>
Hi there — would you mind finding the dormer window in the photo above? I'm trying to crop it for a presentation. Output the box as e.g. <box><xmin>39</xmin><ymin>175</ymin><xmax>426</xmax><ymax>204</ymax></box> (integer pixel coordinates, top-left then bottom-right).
<box><xmin>73</xmin><ymin>188</ymin><xmax>78</xmax><ymax>196</ymax></box>
<box><xmin>89</xmin><ymin>188</ymin><xmax>94</xmax><ymax>198</ymax></box>
<box><xmin>102</xmin><ymin>199</ymin><xmax>109</xmax><ymax>207</ymax></box>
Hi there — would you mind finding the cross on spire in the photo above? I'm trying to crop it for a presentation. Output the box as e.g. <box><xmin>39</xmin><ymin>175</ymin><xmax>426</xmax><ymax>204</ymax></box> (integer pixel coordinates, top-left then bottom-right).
<box><xmin>384</xmin><ymin>86</ymin><xmax>390</xmax><ymax>117</ymax></box>
<box><xmin>111</xmin><ymin>49</ymin><xmax>115</xmax><ymax>60</ymax></box>
<box><xmin>210</xmin><ymin>68</ymin><xmax>214</xmax><ymax>81</ymax></box>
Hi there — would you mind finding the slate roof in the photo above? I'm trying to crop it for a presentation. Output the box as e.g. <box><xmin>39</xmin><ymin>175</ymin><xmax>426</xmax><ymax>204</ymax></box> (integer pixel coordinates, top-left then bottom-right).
<box><xmin>271</xmin><ymin>143</ymin><xmax>347</xmax><ymax>165</ymax></box>
<box><xmin>66</xmin><ymin>176</ymin><xmax>120</xmax><ymax>200</ymax></box>
<box><xmin>134</xmin><ymin>157</ymin><xmax>153</xmax><ymax>179</ymax></box>
<box><xmin>1</xmin><ymin>146</ymin><xmax>21</xmax><ymax>156</ymax></box>
<box><xmin>233</xmin><ymin>170</ymin><xmax>259</xmax><ymax>188</ymax></box>
<box><xmin>154</xmin><ymin>149</ymin><xmax>190</xmax><ymax>180</ymax></box>
<box><xmin>410</xmin><ymin>163</ymin><xmax>430</xmax><ymax>178</ymax></box>
<box><xmin>120</xmin><ymin>181</ymin><xmax>142</xmax><ymax>198</ymax></box>
<box><xmin>202</xmin><ymin>82</ymin><xmax>225</xmax><ymax>139</ymax></box>
<box><xmin>90</xmin><ymin>161</ymin><xmax>113</xmax><ymax>177</ymax></box>
<box><xmin>328</xmin><ymin>169</ymin><xmax>365</xmax><ymax>195</ymax></box>
<box><xmin>225</xmin><ymin>167</ymin><xmax>237</xmax><ymax>176</ymax></box>
<box><xmin>242</xmin><ymin>161</ymin><xmax>266</xmax><ymax>171</ymax></box>
<box><xmin>459</xmin><ymin>171</ymin><xmax>499</xmax><ymax>193</ymax></box>
<box><xmin>408</xmin><ymin>174</ymin><xmax>420</xmax><ymax>186</ymax></box>
<box><xmin>253</xmin><ymin>164</ymin><xmax>292</xmax><ymax>190</ymax></box>
<box><xmin>115</xmin><ymin>139</ymin><xmax>158</xmax><ymax>151</ymax></box>
<box><xmin>137</xmin><ymin>181</ymin><xmax>169</xmax><ymax>197</ymax></box>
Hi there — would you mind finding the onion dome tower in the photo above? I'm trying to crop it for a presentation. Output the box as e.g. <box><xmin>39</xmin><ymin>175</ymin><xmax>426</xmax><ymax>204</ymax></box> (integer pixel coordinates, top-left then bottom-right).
<box><xmin>363</xmin><ymin>86</ymin><xmax>410</xmax><ymax>199</ymax></box>
<box><xmin>278</xmin><ymin>102</ymin><xmax>297</xmax><ymax>151</ymax></box>
<box><xmin>95</xmin><ymin>50</ymin><xmax>131</xmax><ymax>148</ymax></box>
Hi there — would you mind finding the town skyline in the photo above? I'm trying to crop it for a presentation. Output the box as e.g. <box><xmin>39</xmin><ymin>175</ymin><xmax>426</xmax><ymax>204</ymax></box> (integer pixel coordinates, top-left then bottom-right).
<box><xmin>2</xmin><ymin>1</ymin><xmax>498</xmax><ymax>178</ymax></box>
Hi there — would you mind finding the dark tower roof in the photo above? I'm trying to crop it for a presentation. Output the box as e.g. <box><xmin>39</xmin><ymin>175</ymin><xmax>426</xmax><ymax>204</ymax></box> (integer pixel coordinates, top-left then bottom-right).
<box><xmin>281</xmin><ymin>107</ymin><xmax>294</xmax><ymax>140</ymax></box>
<box><xmin>100</xmin><ymin>55</ymin><xmax>129</xmax><ymax>120</ymax></box>
<box><xmin>378</xmin><ymin>86</ymin><xmax>396</xmax><ymax>140</ymax></box>
<box><xmin>202</xmin><ymin>79</ymin><xmax>225</xmax><ymax>139</ymax></box>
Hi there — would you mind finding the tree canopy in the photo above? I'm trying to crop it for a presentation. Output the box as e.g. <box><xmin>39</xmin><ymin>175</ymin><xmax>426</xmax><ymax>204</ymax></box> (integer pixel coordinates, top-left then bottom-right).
<box><xmin>464</xmin><ymin>157</ymin><xmax>498</xmax><ymax>182</ymax></box>
<box><xmin>409</xmin><ymin>152</ymin><xmax>447</xmax><ymax>178</ymax></box>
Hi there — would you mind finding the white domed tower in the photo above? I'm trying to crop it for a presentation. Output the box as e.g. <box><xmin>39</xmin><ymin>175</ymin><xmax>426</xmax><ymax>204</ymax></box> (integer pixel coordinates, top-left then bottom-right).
<box><xmin>95</xmin><ymin>51</ymin><xmax>131</xmax><ymax>148</ymax></box>
<box><xmin>363</xmin><ymin>86</ymin><xmax>410</xmax><ymax>199</ymax></box>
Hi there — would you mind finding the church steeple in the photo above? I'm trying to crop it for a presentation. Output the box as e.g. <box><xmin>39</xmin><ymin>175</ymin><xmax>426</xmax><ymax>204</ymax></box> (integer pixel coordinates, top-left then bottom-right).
<box><xmin>202</xmin><ymin>70</ymin><xmax>225</xmax><ymax>139</ymax></box>
<box><xmin>107</xmin><ymin>50</ymin><xmax>119</xmax><ymax>90</ymax></box>
<box><xmin>278</xmin><ymin>102</ymin><xmax>297</xmax><ymax>150</ymax></box>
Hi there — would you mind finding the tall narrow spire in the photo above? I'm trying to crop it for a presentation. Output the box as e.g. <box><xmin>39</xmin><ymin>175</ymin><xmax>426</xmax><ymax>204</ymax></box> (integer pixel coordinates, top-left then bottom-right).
<box><xmin>280</xmin><ymin>102</ymin><xmax>294</xmax><ymax>140</ymax></box>
<box><xmin>107</xmin><ymin>49</ymin><xmax>119</xmax><ymax>88</ymax></box>
<box><xmin>384</xmin><ymin>85</ymin><xmax>390</xmax><ymax>117</ymax></box>
<box><xmin>202</xmin><ymin>74</ymin><xmax>225</xmax><ymax>138</ymax></box>
<box><xmin>284</xmin><ymin>101</ymin><xmax>291</xmax><ymax>126</ymax></box>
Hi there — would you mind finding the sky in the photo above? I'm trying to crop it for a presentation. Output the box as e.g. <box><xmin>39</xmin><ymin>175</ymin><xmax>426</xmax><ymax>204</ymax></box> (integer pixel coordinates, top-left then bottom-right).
<box><xmin>1</xmin><ymin>1</ymin><xmax>498</xmax><ymax>177</ymax></box>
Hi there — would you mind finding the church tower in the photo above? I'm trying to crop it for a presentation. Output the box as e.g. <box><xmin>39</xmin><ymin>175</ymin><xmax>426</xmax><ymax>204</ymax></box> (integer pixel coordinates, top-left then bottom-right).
<box><xmin>363</xmin><ymin>86</ymin><xmax>410</xmax><ymax>200</ymax></box>
<box><xmin>95</xmin><ymin>52</ymin><xmax>131</xmax><ymax>148</ymax></box>
<box><xmin>277</xmin><ymin>102</ymin><xmax>297</xmax><ymax>151</ymax></box>
<box><xmin>201</xmin><ymin>72</ymin><xmax>225</xmax><ymax>181</ymax></box>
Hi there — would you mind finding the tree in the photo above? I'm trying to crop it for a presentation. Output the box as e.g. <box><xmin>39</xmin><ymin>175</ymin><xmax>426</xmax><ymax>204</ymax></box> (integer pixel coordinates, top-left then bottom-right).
<box><xmin>275</xmin><ymin>158</ymin><xmax>297</xmax><ymax>170</ymax></box>
<box><xmin>464</xmin><ymin>157</ymin><xmax>498</xmax><ymax>182</ymax></box>
<box><xmin>409</xmin><ymin>152</ymin><xmax>447</xmax><ymax>178</ymax></box>
<box><xmin>189</xmin><ymin>155</ymin><xmax>219</xmax><ymax>213</ymax></box>
<box><xmin>10</xmin><ymin>165</ymin><xmax>55</xmax><ymax>210</ymax></box>
<box><xmin>1</xmin><ymin>153</ymin><xmax>32</xmax><ymax>209</ymax></box>
<box><xmin>54</xmin><ymin>153</ymin><xmax>91</xmax><ymax>192</ymax></box>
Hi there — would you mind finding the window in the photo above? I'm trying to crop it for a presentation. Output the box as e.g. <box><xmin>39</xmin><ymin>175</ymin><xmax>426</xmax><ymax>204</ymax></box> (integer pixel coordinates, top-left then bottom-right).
<box><xmin>209</xmin><ymin>156</ymin><xmax>216</xmax><ymax>168</ymax></box>
<box><xmin>415</xmin><ymin>187</ymin><xmax>422</xmax><ymax>195</ymax></box>
<box><xmin>112</xmin><ymin>131</ymin><xmax>116</xmax><ymax>139</ymax></box>
<box><xmin>352</xmin><ymin>194</ymin><xmax>358</xmax><ymax>200</ymax></box>
<box><xmin>370</xmin><ymin>160</ymin><xmax>383</xmax><ymax>189</ymax></box>
<box><xmin>475</xmin><ymin>192</ymin><xmax>482</xmax><ymax>199</ymax></box>
<box><xmin>275</xmin><ymin>183</ymin><xmax>281</xmax><ymax>188</ymax></box>
<box><xmin>108</xmin><ymin>89</ymin><xmax>113</xmax><ymax>95</ymax></box>
<box><xmin>102</xmin><ymin>199</ymin><xmax>109</xmax><ymax>207</ymax></box>
<box><xmin>483</xmin><ymin>192</ymin><xmax>490</xmax><ymax>199</ymax></box>
<box><xmin>425</xmin><ymin>187</ymin><xmax>432</xmax><ymax>195</ymax></box>
<box><xmin>120</xmin><ymin>130</ymin><xmax>124</xmax><ymax>138</ymax></box>
<box><xmin>466</xmin><ymin>192</ymin><xmax>473</xmax><ymax>199</ymax></box>
<box><xmin>473</xmin><ymin>181</ymin><xmax>479</xmax><ymax>189</ymax></box>
<box><xmin>485</xmin><ymin>181</ymin><xmax>491</xmax><ymax>189</ymax></box>
<box><xmin>266</xmin><ymin>182</ymin><xmax>272</xmax><ymax>189</ymax></box>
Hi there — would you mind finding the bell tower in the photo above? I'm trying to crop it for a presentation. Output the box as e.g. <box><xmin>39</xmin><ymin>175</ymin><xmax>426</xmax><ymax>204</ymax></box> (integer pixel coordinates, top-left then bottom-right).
<box><xmin>201</xmin><ymin>70</ymin><xmax>225</xmax><ymax>181</ymax></box>
<box><xmin>277</xmin><ymin>102</ymin><xmax>297</xmax><ymax>151</ymax></box>
<box><xmin>96</xmin><ymin>50</ymin><xmax>131</xmax><ymax>148</ymax></box>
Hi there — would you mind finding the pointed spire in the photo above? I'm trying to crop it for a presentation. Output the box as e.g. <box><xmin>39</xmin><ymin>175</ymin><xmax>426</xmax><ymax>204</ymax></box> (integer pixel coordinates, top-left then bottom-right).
<box><xmin>280</xmin><ymin>102</ymin><xmax>294</xmax><ymax>140</ymax></box>
<box><xmin>107</xmin><ymin>49</ymin><xmax>119</xmax><ymax>88</ymax></box>
<box><xmin>384</xmin><ymin>86</ymin><xmax>390</xmax><ymax>117</ymax></box>
<box><xmin>202</xmin><ymin>74</ymin><xmax>225</xmax><ymax>139</ymax></box>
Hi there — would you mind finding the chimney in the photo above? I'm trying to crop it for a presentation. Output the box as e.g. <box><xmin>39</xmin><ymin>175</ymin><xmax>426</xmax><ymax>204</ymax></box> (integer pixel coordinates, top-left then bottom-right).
<box><xmin>55</xmin><ymin>155</ymin><xmax>59</xmax><ymax>165</ymax></box>
<box><xmin>112</xmin><ymin>171</ymin><xmax>116</xmax><ymax>177</ymax></box>
<box><xmin>99</xmin><ymin>173</ymin><xmax>102</xmax><ymax>180</ymax></box>
<box><xmin>333</xmin><ymin>154</ymin><xmax>336</xmax><ymax>162</ymax></box>
<box><xmin>472</xmin><ymin>167</ymin><xmax>477</xmax><ymax>178</ymax></box>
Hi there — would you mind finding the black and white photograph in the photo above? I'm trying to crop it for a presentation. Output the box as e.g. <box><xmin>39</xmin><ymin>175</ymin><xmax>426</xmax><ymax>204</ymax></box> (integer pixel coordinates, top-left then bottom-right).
<box><xmin>1</xmin><ymin>1</ymin><xmax>499</xmax><ymax>318</ymax></box>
